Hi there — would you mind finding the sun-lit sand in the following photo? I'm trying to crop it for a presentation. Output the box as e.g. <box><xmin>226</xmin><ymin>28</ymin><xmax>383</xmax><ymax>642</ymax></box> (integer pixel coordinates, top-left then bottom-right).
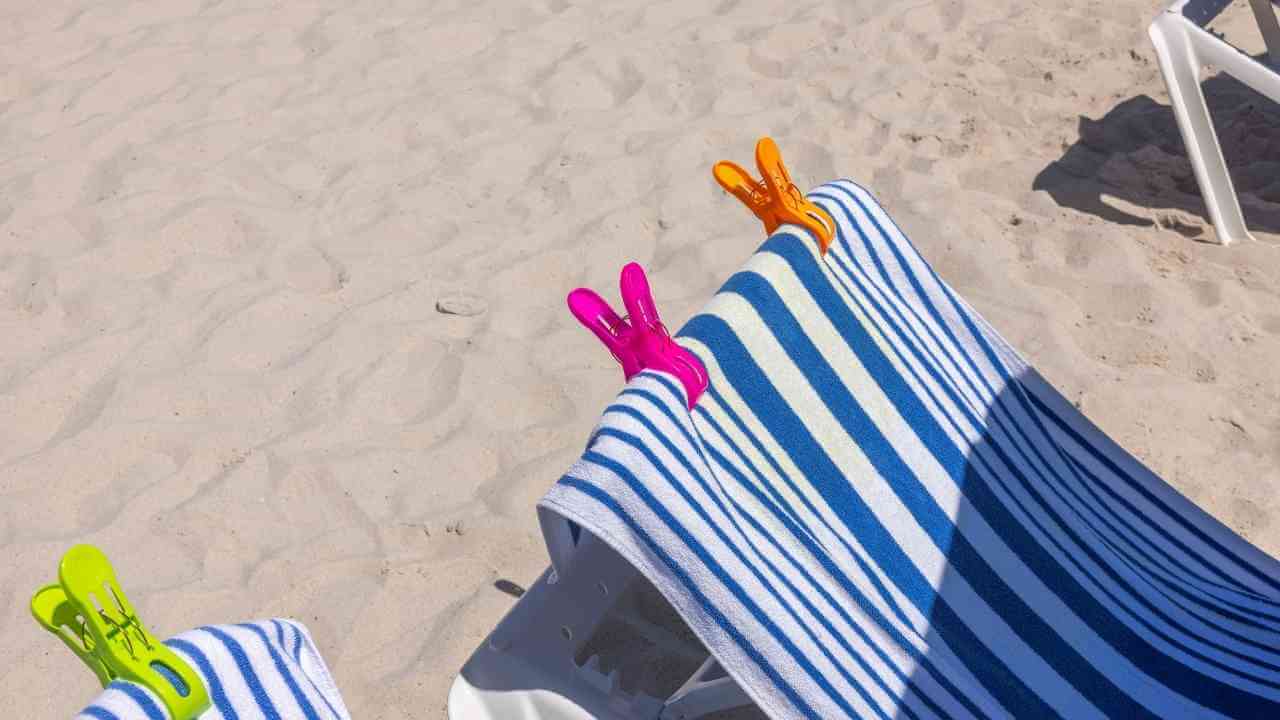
<box><xmin>2</xmin><ymin>0</ymin><xmax>1278</xmax><ymax>716</ymax></box>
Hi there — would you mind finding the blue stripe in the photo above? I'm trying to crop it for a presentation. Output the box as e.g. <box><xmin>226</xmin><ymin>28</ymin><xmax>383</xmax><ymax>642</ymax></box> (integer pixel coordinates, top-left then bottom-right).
<box><xmin>201</xmin><ymin>625</ymin><xmax>283</xmax><ymax>720</ymax></box>
<box><xmin>165</xmin><ymin>638</ymin><xmax>239</xmax><ymax>720</ymax></box>
<box><xmin>79</xmin><ymin>706</ymin><xmax>120</xmax><ymax>720</ymax></box>
<box><xmin>109</xmin><ymin>682</ymin><xmax>165</xmax><ymax>720</ymax></box>
<box><xmin>237</xmin><ymin>623</ymin><xmax>322</xmax><ymax>720</ymax></box>
<box><xmin>291</xmin><ymin>622</ymin><xmax>303</xmax><ymax>660</ymax></box>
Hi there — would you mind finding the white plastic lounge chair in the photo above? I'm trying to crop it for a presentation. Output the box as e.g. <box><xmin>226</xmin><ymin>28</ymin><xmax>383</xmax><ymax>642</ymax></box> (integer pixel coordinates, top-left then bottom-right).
<box><xmin>1149</xmin><ymin>0</ymin><xmax>1280</xmax><ymax>244</ymax></box>
<box><xmin>452</xmin><ymin>177</ymin><xmax>1280</xmax><ymax>718</ymax></box>
<box><xmin>449</xmin><ymin>516</ymin><xmax>756</xmax><ymax>719</ymax></box>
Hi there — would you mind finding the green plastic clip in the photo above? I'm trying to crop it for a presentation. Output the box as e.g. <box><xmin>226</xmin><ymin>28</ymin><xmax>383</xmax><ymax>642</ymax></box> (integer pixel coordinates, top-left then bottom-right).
<box><xmin>30</xmin><ymin>545</ymin><xmax>211</xmax><ymax>719</ymax></box>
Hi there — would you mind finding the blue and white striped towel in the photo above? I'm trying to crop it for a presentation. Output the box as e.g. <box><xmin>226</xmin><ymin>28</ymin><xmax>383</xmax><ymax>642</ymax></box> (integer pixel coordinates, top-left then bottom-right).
<box><xmin>540</xmin><ymin>180</ymin><xmax>1280</xmax><ymax>719</ymax></box>
<box><xmin>77</xmin><ymin>619</ymin><xmax>350</xmax><ymax>720</ymax></box>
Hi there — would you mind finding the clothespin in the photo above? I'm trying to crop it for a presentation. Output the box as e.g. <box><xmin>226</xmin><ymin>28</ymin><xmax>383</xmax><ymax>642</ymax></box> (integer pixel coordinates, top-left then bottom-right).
<box><xmin>31</xmin><ymin>545</ymin><xmax>210</xmax><ymax>720</ymax></box>
<box><xmin>567</xmin><ymin>262</ymin><xmax>709</xmax><ymax>409</ymax></box>
<box><xmin>713</xmin><ymin>137</ymin><xmax>836</xmax><ymax>254</ymax></box>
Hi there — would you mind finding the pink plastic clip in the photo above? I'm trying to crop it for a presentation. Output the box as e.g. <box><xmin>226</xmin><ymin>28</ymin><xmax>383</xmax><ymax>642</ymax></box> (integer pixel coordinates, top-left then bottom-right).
<box><xmin>567</xmin><ymin>262</ymin><xmax>708</xmax><ymax>409</ymax></box>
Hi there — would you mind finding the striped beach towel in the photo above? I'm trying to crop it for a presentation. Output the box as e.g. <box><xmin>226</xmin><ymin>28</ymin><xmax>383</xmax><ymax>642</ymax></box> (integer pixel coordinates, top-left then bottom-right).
<box><xmin>77</xmin><ymin>619</ymin><xmax>350</xmax><ymax>720</ymax></box>
<box><xmin>539</xmin><ymin>180</ymin><xmax>1280</xmax><ymax>719</ymax></box>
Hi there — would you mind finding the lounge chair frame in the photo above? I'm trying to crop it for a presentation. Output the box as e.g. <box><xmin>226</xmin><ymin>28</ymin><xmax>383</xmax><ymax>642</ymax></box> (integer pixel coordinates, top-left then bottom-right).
<box><xmin>448</xmin><ymin>512</ymin><xmax>755</xmax><ymax>719</ymax></box>
<box><xmin>1148</xmin><ymin>0</ymin><xmax>1280</xmax><ymax>244</ymax></box>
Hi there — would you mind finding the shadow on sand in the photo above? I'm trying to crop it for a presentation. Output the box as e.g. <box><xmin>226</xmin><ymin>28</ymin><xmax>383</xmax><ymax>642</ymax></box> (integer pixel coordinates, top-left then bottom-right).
<box><xmin>1033</xmin><ymin>67</ymin><xmax>1280</xmax><ymax>241</ymax></box>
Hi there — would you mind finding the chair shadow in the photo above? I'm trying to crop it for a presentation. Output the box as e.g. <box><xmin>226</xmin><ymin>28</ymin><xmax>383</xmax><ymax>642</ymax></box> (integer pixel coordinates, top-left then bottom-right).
<box><xmin>901</xmin><ymin>366</ymin><xmax>1280</xmax><ymax>718</ymax></box>
<box><xmin>1032</xmin><ymin>67</ymin><xmax>1280</xmax><ymax>240</ymax></box>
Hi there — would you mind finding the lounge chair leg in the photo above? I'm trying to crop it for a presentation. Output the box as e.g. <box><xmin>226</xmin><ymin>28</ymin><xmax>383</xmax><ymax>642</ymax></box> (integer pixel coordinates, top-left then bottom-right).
<box><xmin>1149</xmin><ymin>13</ymin><xmax>1256</xmax><ymax>245</ymax></box>
<box><xmin>1250</xmin><ymin>0</ymin><xmax>1280</xmax><ymax>67</ymax></box>
<box><xmin>659</xmin><ymin>656</ymin><xmax>753</xmax><ymax>720</ymax></box>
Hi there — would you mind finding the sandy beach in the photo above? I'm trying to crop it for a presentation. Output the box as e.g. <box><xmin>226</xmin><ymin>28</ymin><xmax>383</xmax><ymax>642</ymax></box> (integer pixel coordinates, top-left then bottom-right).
<box><xmin>2</xmin><ymin>0</ymin><xmax>1278</xmax><ymax>716</ymax></box>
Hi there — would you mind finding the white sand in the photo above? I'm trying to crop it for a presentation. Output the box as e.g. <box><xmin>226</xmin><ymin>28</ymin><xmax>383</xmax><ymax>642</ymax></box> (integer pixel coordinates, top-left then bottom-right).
<box><xmin>2</xmin><ymin>0</ymin><xmax>1278</xmax><ymax>716</ymax></box>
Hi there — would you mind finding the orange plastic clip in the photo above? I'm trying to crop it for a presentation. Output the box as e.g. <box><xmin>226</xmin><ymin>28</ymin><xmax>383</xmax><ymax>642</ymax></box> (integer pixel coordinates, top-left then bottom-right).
<box><xmin>713</xmin><ymin>137</ymin><xmax>836</xmax><ymax>254</ymax></box>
